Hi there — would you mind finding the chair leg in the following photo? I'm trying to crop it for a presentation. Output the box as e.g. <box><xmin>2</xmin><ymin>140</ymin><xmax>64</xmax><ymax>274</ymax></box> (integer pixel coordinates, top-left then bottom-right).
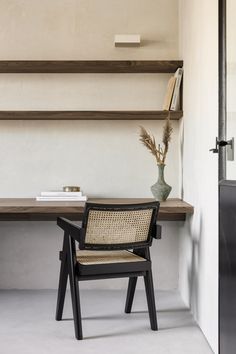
<box><xmin>55</xmin><ymin>255</ymin><xmax>68</xmax><ymax>321</ymax></box>
<box><xmin>67</xmin><ymin>236</ymin><xmax>83</xmax><ymax>340</ymax></box>
<box><xmin>69</xmin><ymin>272</ymin><xmax>83</xmax><ymax>340</ymax></box>
<box><xmin>125</xmin><ymin>277</ymin><xmax>138</xmax><ymax>313</ymax></box>
<box><xmin>144</xmin><ymin>269</ymin><xmax>158</xmax><ymax>331</ymax></box>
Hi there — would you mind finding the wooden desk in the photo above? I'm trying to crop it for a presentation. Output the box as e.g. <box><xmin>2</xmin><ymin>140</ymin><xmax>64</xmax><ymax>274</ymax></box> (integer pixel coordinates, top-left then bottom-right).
<box><xmin>0</xmin><ymin>198</ymin><xmax>193</xmax><ymax>221</ymax></box>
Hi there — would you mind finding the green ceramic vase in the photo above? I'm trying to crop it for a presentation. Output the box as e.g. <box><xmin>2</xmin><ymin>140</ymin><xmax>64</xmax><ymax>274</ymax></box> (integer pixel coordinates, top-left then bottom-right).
<box><xmin>151</xmin><ymin>164</ymin><xmax>172</xmax><ymax>201</ymax></box>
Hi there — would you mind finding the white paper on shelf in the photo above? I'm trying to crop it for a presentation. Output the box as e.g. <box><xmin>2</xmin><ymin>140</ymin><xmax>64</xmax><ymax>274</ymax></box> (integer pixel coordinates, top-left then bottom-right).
<box><xmin>40</xmin><ymin>191</ymin><xmax>82</xmax><ymax>197</ymax></box>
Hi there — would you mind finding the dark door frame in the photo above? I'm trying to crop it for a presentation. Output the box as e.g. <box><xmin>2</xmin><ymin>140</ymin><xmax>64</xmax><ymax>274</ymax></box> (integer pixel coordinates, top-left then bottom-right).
<box><xmin>219</xmin><ymin>2</ymin><xmax>228</xmax><ymax>354</ymax></box>
<box><xmin>218</xmin><ymin>0</ymin><xmax>227</xmax><ymax>354</ymax></box>
<box><xmin>219</xmin><ymin>0</ymin><xmax>227</xmax><ymax>181</ymax></box>
<box><xmin>219</xmin><ymin>1</ymin><xmax>226</xmax><ymax>353</ymax></box>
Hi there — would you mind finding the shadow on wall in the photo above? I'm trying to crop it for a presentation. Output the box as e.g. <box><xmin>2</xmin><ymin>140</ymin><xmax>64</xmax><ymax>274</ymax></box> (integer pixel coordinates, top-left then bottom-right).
<box><xmin>187</xmin><ymin>213</ymin><xmax>203</xmax><ymax>320</ymax></box>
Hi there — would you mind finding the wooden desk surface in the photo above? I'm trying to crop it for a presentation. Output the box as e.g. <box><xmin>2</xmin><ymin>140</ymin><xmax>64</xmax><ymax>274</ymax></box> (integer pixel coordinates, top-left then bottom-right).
<box><xmin>0</xmin><ymin>198</ymin><xmax>193</xmax><ymax>221</ymax></box>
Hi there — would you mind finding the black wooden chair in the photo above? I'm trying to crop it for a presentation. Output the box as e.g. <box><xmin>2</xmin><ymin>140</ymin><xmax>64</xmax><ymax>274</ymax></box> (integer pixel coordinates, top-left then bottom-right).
<box><xmin>55</xmin><ymin>201</ymin><xmax>161</xmax><ymax>339</ymax></box>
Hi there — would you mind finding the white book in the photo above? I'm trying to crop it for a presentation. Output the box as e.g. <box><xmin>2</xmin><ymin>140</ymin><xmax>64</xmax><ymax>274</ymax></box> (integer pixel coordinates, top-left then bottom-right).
<box><xmin>36</xmin><ymin>196</ymin><xmax>87</xmax><ymax>202</ymax></box>
<box><xmin>170</xmin><ymin>68</ymin><xmax>183</xmax><ymax>111</ymax></box>
<box><xmin>40</xmin><ymin>191</ymin><xmax>82</xmax><ymax>197</ymax></box>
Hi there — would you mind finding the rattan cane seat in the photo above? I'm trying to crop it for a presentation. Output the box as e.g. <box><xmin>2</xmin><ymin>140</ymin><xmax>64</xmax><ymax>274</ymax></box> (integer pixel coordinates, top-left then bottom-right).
<box><xmin>76</xmin><ymin>250</ymin><xmax>146</xmax><ymax>265</ymax></box>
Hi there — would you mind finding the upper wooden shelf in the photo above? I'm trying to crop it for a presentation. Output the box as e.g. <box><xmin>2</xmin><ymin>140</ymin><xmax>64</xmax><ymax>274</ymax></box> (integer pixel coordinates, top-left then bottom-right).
<box><xmin>0</xmin><ymin>110</ymin><xmax>183</xmax><ymax>121</ymax></box>
<box><xmin>0</xmin><ymin>60</ymin><xmax>183</xmax><ymax>74</ymax></box>
<box><xmin>0</xmin><ymin>198</ymin><xmax>193</xmax><ymax>221</ymax></box>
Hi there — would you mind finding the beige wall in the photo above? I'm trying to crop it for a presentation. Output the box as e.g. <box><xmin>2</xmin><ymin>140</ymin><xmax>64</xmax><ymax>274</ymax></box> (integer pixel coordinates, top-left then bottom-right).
<box><xmin>0</xmin><ymin>0</ymin><xmax>179</xmax><ymax>60</ymax></box>
<box><xmin>0</xmin><ymin>0</ymin><xmax>180</xmax><ymax>198</ymax></box>
<box><xmin>179</xmin><ymin>0</ymin><xmax>218</xmax><ymax>352</ymax></box>
<box><xmin>0</xmin><ymin>0</ymin><xmax>182</xmax><ymax>291</ymax></box>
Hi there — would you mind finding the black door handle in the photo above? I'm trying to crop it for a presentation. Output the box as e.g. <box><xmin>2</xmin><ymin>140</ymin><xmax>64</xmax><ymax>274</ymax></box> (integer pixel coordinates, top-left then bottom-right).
<box><xmin>210</xmin><ymin>138</ymin><xmax>233</xmax><ymax>153</ymax></box>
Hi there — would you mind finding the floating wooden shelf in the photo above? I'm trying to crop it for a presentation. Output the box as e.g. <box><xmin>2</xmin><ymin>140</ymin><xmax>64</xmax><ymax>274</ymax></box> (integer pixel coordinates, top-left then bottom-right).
<box><xmin>0</xmin><ymin>198</ymin><xmax>194</xmax><ymax>221</ymax></box>
<box><xmin>0</xmin><ymin>60</ymin><xmax>183</xmax><ymax>74</ymax></box>
<box><xmin>0</xmin><ymin>60</ymin><xmax>184</xmax><ymax>120</ymax></box>
<box><xmin>0</xmin><ymin>110</ymin><xmax>183</xmax><ymax>120</ymax></box>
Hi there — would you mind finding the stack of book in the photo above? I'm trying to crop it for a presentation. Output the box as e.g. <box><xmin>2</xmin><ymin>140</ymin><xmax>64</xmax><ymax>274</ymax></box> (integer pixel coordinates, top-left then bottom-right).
<box><xmin>162</xmin><ymin>67</ymin><xmax>183</xmax><ymax>111</ymax></box>
<box><xmin>36</xmin><ymin>190</ymin><xmax>87</xmax><ymax>201</ymax></box>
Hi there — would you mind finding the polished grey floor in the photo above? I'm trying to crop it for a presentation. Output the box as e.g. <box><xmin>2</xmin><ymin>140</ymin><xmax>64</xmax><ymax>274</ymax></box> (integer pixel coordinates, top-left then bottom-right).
<box><xmin>0</xmin><ymin>290</ymin><xmax>213</xmax><ymax>354</ymax></box>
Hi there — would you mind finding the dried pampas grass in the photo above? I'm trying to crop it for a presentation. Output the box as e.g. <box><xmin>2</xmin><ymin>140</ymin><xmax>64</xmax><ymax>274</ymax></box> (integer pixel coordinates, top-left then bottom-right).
<box><xmin>139</xmin><ymin>112</ymin><xmax>173</xmax><ymax>165</ymax></box>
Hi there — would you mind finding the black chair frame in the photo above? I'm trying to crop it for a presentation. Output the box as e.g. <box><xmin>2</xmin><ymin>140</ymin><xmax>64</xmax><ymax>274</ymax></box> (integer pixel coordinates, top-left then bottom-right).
<box><xmin>55</xmin><ymin>202</ymin><xmax>162</xmax><ymax>340</ymax></box>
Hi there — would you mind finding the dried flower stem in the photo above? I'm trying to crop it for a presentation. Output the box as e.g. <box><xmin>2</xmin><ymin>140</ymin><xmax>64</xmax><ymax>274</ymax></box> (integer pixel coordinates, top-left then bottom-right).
<box><xmin>139</xmin><ymin>112</ymin><xmax>173</xmax><ymax>165</ymax></box>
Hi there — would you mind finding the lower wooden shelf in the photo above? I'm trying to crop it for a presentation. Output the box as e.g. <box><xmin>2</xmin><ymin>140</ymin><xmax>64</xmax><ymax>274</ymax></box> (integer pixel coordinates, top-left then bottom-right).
<box><xmin>0</xmin><ymin>198</ymin><xmax>193</xmax><ymax>221</ymax></box>
<box><xmin>0</xmin><ymin>110</ymin><xmax>183</xmax><ymax>120</ymax></box>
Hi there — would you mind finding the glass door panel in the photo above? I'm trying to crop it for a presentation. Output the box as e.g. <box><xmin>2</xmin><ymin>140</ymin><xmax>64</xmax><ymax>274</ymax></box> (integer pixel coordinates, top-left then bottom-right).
<box><xmin>226</xmin><ymin>0</ymin><xmax>236</xmax><ymax>178</ymax></box>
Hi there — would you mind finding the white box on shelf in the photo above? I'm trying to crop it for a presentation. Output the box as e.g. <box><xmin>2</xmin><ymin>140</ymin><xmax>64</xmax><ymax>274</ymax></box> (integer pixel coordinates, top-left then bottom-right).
<box><xmin>114</xmin><ymin>34</ymin><xmax>141</xmax><ymax>47</ymax></box>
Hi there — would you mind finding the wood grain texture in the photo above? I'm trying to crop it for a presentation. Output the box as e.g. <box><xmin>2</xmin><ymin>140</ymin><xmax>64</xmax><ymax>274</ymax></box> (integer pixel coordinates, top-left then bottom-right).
<box><xmin>0</xmin><ymin>60</ymin><xmax>183</xmax><ymax>73</ymax></box>
<box><xmin>0</xmin><ymin>198</ymin><xmax>194</xmax><ymax>221</ymax></box>
<box><xmin>0</xmin><ymin>110</ymin><xmax>183</xmax><ymax>120</ymax></box>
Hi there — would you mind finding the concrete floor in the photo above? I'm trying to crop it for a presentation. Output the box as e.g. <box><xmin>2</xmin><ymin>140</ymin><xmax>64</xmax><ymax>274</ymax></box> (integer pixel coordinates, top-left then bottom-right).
<box><xmin>0</xmin><ymin>290</ymin><xmax>213</xmax><ymax>354</ymax></box>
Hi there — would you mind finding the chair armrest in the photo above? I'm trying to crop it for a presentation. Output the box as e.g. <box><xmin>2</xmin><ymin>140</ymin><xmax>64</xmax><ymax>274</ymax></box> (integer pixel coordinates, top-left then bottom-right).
<box><xmin>153</xmin><ymin>223</ymin><xmax>162</xmax><ymax>239</ymax></box>
<box><xmin>57</xmin><ymin>217</ymin><xmax>85</xmax><ymax>245</ymax></box>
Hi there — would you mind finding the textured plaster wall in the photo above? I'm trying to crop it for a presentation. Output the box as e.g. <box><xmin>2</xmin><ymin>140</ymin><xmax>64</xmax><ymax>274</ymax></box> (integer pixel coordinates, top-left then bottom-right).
<box><xmin>0</xmin><ymin>0</ymin><xmax>181</xmax><ymax>291</ymax></box>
